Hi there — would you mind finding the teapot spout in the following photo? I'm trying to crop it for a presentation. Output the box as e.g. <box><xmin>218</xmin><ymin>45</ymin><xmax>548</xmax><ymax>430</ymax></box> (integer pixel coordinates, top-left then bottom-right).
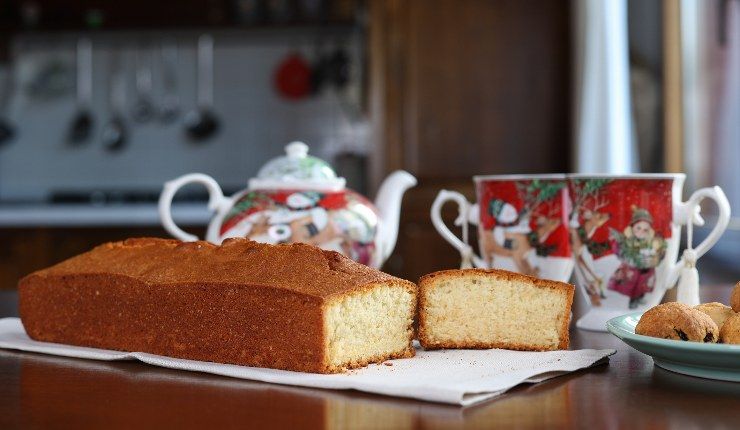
<box><xmin>374</xmin><ymin>170</ymin><xmax>417</xmax><ymax>261</ymax></box>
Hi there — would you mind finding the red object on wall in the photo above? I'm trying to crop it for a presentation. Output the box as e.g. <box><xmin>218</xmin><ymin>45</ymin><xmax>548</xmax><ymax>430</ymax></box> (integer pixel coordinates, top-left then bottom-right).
<box><xmin>274</xmin><ymin>53</ymin><xmax>311</xmax><ymax>100</ymax></box>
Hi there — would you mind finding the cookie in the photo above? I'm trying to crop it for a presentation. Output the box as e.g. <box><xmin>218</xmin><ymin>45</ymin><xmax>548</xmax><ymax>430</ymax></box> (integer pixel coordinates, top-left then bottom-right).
<box><xmin>694</xmin><ymin>302</ymin><xmax>735</xmax><ymax>330</ymax></box>
<box><xmin>731</xmin><ymin>281</ymin><xmax>740</xmax><ymax>312</ymax></box>
<box><xmin>719</xmin><ymin>312</ymin><xmax>740</xmax><ymax>344</ymax></box>
<box><xmin>635</xmin><ymin>302</ymin><xmax>718</xmax><ymax>343</ymax></box>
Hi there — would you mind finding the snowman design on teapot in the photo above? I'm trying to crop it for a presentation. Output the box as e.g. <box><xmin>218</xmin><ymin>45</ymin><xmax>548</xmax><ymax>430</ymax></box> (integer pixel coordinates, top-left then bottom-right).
<box><xmin>159</xmin><ymin>142</ymin><xmax>417</xmax><ymax>268</ymax></box>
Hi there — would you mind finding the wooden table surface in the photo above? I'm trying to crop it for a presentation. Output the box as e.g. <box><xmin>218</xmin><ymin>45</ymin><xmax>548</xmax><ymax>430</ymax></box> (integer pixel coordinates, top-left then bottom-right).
<box><xmin>1</xmin><ymin>286</ymin><xmax>739</xmax><ymax>430</ymax></box>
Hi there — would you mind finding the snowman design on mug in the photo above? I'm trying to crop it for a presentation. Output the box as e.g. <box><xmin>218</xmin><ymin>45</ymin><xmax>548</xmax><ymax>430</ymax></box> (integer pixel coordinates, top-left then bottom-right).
<box><xmin>481</xmin><ymin>198</ymin><xmax>562</xmax><ymax>277</ymax></box>
<box><xmin>431</xmin><ymin>175</ymin><xmax>574</xmax><ymax>283</ymax></box>
<box><xmin>476</xmin><ymin>178</ymin><xmax>571</xmax><ymax>279</ymax></box>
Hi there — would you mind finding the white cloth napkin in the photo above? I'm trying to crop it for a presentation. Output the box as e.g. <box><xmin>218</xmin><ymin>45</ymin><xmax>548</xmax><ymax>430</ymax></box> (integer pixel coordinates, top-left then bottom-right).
<box><xmin>0</xmin><ymin>318</ymin><xmax>614</xmax><ymax>406</ymax></box>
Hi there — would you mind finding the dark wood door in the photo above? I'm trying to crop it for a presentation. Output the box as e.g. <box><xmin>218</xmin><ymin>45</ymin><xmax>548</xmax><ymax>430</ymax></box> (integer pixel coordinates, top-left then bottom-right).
<box><xmin>370</xmin><ymin>0</ymin><xmax>571</xmax><ymax>281</ymax></box>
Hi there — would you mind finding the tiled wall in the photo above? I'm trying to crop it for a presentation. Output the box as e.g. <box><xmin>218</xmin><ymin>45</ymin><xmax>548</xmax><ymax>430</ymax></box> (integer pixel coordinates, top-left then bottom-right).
<box><xmin>0</xmin><ymin>30</ymin><xmax>367</xmax><ymax>201</ymax></box>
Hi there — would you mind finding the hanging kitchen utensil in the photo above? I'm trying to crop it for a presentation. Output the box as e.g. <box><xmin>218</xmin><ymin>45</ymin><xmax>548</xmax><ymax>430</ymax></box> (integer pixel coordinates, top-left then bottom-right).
<box><xmin>0</xmin><ymin>61</ymin><xmax>16</xmax><ymax>147</ymax></box>
<box><xmin>274</xmin><ymin>52</ymin><xmax>311</xmax><ymax>100</ymax></box>
<box><xmin>309</xmin><ymin>40</ymin><xmax>328</xmax><ymax>95</ymax></box>
<box><xmin>67</xmin><ymin>38</ymin><xmax>94</xmax><ymax>144</ymax></box>
<box><xmin>308</xmin><ymin>5</ymin><xmax>330</xmax><ymax>96</ymax></box>
<box><xmin>101</xmin><ymin>49</ymin><xmax>127</xmax><ymax>152</ymax></box>
<box><xmin>131</xmin><ymin>44</ymin><xmax>155</xmax><ymax>123</ymax></box>
<box><xmin>159</xmin><ymin>40</ymin><xmax>180</xmax><ymax>123</ymax></box>
<box><xmin>184</xmin><ymin>34</ymin><xmax>219</xmax><ymax>141</ymax></box>
<box><xmin>24</xmin><ymin>52</ymin><xmax>74</xmax><ymax>101</ymax></box>
<box><xmin>326</xmin><ymin>45</ymin><xmax>350</xmax><ymax>89</ymax></box>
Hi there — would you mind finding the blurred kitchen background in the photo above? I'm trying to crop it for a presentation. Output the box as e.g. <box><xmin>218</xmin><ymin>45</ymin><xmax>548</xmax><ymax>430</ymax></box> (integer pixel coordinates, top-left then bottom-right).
<box><xmin>0</xmin><ymin>0</ymin><xmax>738</xmax><ymax>290</ymax></box>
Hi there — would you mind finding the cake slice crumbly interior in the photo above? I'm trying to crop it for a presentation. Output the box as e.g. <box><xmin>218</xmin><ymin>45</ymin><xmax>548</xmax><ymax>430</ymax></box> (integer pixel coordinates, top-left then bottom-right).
<box><xmin>418</xmin><ymin>269</ymin><xmax>574</xmax><ymax>351</ymax></box>
<box><xmin>324</xmin><ymin>284</ymin><xmax>416</xmax><ymax>371</ymax></box>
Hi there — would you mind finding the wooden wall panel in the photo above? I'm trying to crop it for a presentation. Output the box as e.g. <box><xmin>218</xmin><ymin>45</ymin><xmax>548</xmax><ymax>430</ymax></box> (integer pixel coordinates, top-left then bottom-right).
<box><xmin>370</xmin><ymin>0</ymin><xmax>571</xmax><ymax>279</ymax></box>
<box><xmin>404</xmin><ymin>0</ymin><xmax>571</xmax><ymax>178</ymax></box>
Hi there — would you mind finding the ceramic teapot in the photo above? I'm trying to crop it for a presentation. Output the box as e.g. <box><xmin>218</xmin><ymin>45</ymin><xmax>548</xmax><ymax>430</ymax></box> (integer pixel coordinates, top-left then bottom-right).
<box><xmin>158</xmin><ymin>141</ymin><xmax>417</xmax><ymax>268</ymax></box>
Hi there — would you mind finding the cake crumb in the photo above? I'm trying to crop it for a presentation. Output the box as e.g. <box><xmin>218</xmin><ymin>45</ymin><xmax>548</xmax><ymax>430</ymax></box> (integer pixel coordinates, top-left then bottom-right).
<box><xmin>383</xmin><ymin>362</ymin><xmax>393</xmax><ymax>366</ymax></box>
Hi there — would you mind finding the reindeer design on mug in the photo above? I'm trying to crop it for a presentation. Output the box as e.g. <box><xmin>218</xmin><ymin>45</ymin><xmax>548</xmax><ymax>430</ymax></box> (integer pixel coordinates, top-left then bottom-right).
<box><xmin>479</xmin><ymin>187</ymin><xmax>563</xmax><ymax>277</ymax></box>
<box><xmin>569</xmin><ymin>208</ymin><xmax>610</xmax><ymax>305</ymax></box>
<box><xmin>480</xmin><ymin>216</ymin><xmax>561</xmax><ymax>276</ymax></box>
<box><xmin>568</xmin><ymin>180</ymin><xmax>612</xmax><ymax>306</ymax></box>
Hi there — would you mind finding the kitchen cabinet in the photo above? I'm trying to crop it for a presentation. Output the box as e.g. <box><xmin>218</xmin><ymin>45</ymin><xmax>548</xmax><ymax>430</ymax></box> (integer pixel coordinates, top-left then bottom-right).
<box><xmin>369</xmin><ymin>0</ymin><xmax>571</xmax><ymax>280</ymax></box>
<box><xmin>0</xmin><ymin>1</ymin><xmax>359</xmax><ymax>32</ymax></box>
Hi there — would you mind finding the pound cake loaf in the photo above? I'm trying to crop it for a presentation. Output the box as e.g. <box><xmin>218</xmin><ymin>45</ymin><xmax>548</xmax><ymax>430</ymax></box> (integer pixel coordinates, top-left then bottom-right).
<box><xmin>19</xmin><ymin>238</ymin><xmax>417</xmax><ymax>373</ymax></box>
<box><xmin>418</xmin><ymin>269</ymin><xmax>573</xmax><ymax>351</ymax></box>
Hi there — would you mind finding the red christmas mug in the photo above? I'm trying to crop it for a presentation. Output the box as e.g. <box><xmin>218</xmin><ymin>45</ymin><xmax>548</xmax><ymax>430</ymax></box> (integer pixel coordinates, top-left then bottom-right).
<box><xmin>431</xmin><ymin>174</ymin><xmax>574</xmax><ymax>282</ymax></box>
<box><xmin>566</xmin><ymin>174</ymin><xmax>730</xmax><ymax>331</ymax></box>
<box><xmin>432</xmin><ymin>173</ymin><xmax>731</xmax><ymax>332</ymax></box>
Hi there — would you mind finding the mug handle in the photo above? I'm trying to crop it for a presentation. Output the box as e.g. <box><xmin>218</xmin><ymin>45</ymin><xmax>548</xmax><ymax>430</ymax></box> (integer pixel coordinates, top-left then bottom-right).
<box><xmin>667</xmin><ymin>186</ymin><xmax>731</xmax><ymax>288</ymax></box>
<box><xmin>431</xmin><ymin>190</ymin><xmax>486</xmax><ymax>268</ymax></box>
<box><xmin>158</xmin><ymin>173</ymin><xmax>228</xmax><ymax>242</ymax></box>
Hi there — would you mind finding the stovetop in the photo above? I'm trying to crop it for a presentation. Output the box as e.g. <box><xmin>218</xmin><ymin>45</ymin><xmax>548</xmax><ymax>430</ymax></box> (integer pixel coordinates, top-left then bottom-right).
<box><xmin>32</xmin><ymin>188</ymin><xmax>242</xmax><ymax>205</ymax></box>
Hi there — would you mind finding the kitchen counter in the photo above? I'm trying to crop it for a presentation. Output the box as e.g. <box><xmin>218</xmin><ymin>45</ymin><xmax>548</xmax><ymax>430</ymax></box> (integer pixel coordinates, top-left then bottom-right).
<box><xmin>0</xmin><ymin>284</ymin><xmax>738</xmax><ymax>429</ymax></box>
<box><xmin>0</xmin><ymin>204</ymin><xmax>212</xmax><ymax>227</ymax></box>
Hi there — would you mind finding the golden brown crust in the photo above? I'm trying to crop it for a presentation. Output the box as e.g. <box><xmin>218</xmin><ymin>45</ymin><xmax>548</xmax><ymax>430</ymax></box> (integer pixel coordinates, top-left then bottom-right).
<box><xmin>329</xmin><ymin>346</ymin><xmax>416</xmax><ymax>373</ymax></box>
<box><xmin>417</xmin><ymin>268</ymin><xmax>574</xmax><ymax>351</ymax></box>
<box><xmin>694</xmin><ymin>302</ymin><xmax>735</xmax><ymax>330</ymax></box>
<box><xmin>636</xmin><ymin>302</ymin><xmax>719</xmax><ymax>343</ymax></box>
<box><xmin>730</xmin><ymin>282</ymin><xmax>740</xmax><ymax>313</ymax></box>
<box><xmin>719</xmin><ymin>312</ymin><xmax>740</xmax><ymax>344</ymax></box>
<box><xmin>24</xmin><ymin>237</ymin><xmax>403</xmax><ymax>299</ymax></box>
<box><xmin>19</xmin><ymin>238</ymin><xmax>416</xmax><ymax>374</ymax></box>
<box><xmin>418</xmin><ymin>339</ymin><xmax>562</xmax><ymax>353</ymax></box>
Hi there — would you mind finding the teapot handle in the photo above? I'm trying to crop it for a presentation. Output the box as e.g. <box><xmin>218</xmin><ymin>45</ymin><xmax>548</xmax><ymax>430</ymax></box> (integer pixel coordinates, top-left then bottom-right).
<box><xmin>158</xmin><ymin>173</ymin><xmax>228</xmax><ymax>242</ymax></box>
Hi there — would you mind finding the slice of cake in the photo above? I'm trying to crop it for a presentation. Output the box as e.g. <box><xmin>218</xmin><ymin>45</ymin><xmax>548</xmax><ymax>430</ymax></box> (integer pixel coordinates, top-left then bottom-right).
<box><xmin>418</xmin><ymin>269</ymin><xmax>573</xmax><ymax>351</ymax></box>
<box><xmin>19</xmin><ymin>238</ymin><xmax>417</xmax><ymax>373</ymax></box>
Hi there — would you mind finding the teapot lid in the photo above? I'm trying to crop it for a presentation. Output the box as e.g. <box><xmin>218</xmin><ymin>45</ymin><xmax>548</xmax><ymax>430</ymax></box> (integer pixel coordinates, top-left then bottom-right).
<box><xmin>249</xmin><ymin>141</ymin><xmax>346</xmax><ymax>191</ymax></box>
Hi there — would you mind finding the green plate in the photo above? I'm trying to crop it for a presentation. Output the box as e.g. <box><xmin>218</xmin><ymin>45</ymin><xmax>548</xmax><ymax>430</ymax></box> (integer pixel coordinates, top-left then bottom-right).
<box><xmin>606</xmin><ymin>312</ymin><xmax>740</xmax><ymax>382</ymax></box>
